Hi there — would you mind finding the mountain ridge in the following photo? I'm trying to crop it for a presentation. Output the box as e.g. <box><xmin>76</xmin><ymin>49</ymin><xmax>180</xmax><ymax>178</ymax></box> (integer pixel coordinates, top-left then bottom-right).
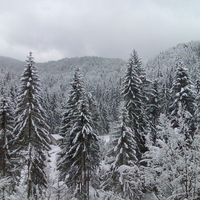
<box><xmin>1</xmin><ymin>40</ymin><xmax>200</xmax><ymax>83</ymax></box>
<box><xmin>146</xmin><ymin>40</ymin><xmax>200</xmax><ymax>81</ymax></box>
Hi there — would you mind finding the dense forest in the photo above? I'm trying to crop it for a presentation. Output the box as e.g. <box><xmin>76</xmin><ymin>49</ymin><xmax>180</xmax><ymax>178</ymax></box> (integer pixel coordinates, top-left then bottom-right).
<box><xmin>1</xmin><ymin>41</ymin><xmax>200</xmax><ymax>199</ymax></box>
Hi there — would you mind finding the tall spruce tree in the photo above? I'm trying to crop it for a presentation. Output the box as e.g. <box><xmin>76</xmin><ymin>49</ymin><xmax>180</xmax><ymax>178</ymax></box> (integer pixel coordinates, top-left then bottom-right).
<box><xmin>57</xmin><ymin>68</ymin><xmax>85</xmax><ymax>188</ymax></box>
<box><xmin>131</xmin><ymin>49</ymin><xmax>146</xmax><ymax>83</ymax></box>
<box><xmin>121</xmin><ymin>50</ymin><xmax>147</xmax><ymax>160</ymax></box>
<box><xmin>195</xmin><ymin>80</ymin><xmax>200</xmax><ymax>132</ymax></box>
<box><xmin>170</xmin><ymin>60</ymin><xmax>196</xmax><ymax>139</ymax></box>
<box><xmin>13</xmin><ymin>52</ymin><xmax>51</xmax><ymax>199</ymax></box>
<box><xmin>147</xmin><ymin>80</ymin><xmax>161</xmax><ymax>144</ymax></box>
<box><xmin>110</xmin><ymin>106</ymin><xmax>137</xmax><ymax>169</ymax></box>
<box><xmin>0</xmin><ymin>95</ymin><xmax>14</xmax><ymax>199</ymax></box>
<box><xmin>101</xmin><ymin>106</ymin><xmax>144</xmax><ymax>199</ymax></box>
<box><xmin>57</xmin><ymin>68</ymin><xmax>86</xmax><ymax>165</ymax></box>
<box><xmin>57</xmin><ymin>69</ymin><xmax>100</xmax><ymax>200</ymax></box>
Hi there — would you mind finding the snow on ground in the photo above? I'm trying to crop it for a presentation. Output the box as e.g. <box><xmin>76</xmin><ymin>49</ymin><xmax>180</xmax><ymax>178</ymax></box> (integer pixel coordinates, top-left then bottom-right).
<box><xmin>142</xmin><ymin>192</ymin><xmax>159</xmax><ymax>200</ymax></box>
<box><xmin>47</xmin><ymin>140</ymin><xmax>159</xmax><ymax>200</ymax></box>
<box><xmin>49</xmin><ymin>145</ymin><xmax>61</xmax><ymax>179</ymax></box>
<box><xmin>99</xmin><ymin>134</ymin><xmax>110</xmax><ymax>144</ymax></box>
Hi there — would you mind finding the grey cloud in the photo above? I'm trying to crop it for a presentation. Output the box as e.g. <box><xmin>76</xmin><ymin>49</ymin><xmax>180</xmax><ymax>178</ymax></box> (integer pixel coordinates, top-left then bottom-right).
<box><xmin>0</xmin><ymin>0</ymin><xmax>200</xmax><ymax>62</ymax></box>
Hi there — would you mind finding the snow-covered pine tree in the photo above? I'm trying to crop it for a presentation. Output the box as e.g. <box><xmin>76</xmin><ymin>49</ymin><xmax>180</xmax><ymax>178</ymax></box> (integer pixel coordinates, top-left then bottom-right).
<box><xmin>0</xmin><ymin>95</ymin><xmax>15</xmax><ymax>199</ymax></box>
<box><xmin>195</xmin><ymin>80</ymin><xmax>200</xmax><ymax>132</ymax></box>
<box><xmin>170</xmin><ymin>60</ymin><xmax>196</xmax><ymax>140</ymax></box>
<box><xmin>98</xmin><ymin>101</ymin><xmax>110</xmax><ymax>135</ymax></box>
<box><xmin>146</xmin><ymin>80</ymin><xmax>161</xmax><ymax>144</ymax></box>
<box><xmin>142</xmin><ymin>60</ymin><xmax>200</xmax><ymax>199</ymax></box>
<box><xmin>57</xmin><ymin>68</ymin><xmax>85</xmax><ymax>193</ymax></box>
<box><xmin>131</xmin><ymin>49</ymin><xmax>151</xmax><ymax>104</ymax></box>
<box><xmin>13</xmin><ymin>52</ymin><xmax>51</xmax><ymax>199</ymax></box>
<box><xmin>121</xmin><ymin>50</ymin><xmax>147</xmax><ymax>160</ymax></box>
<box><xmin>102</xmin><ymin>106</ymin><xmax>143</xmax><ymax>199</ymax></box>
<box><xmin>110</xmin><ymin>106</ymin><xmax>137</xmax><ymax>169</ymax></box>
<box><xmin>57</xmin><ymin>68</ymin><xmax>85</xmax><ymax>170</ymax></box>
<box><xmin>86</xmin><ymin>92</ymin><xmax>101</xmax><ymax>135</ymax></box>
<box><xmin>159</xmin><ymin>83</ymin><xmax>170</xmax><ymax>115</ymax></box>
<box><xmin>131</xmin><ymin>49</ymin><xmax>145</xmax><ymax>80</ymax></box>
<box><xmin>57</xmin><ymin>68</ymin><xmax>100</xmax><ymax>200</ymax></box>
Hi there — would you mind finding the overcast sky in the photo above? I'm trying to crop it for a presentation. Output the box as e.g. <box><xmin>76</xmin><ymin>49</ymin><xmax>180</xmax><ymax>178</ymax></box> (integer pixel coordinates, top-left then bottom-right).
<box><xmin>0</xmin><ymin>0</ymin><xmax>200</xmax><ymax>63</ymax></box>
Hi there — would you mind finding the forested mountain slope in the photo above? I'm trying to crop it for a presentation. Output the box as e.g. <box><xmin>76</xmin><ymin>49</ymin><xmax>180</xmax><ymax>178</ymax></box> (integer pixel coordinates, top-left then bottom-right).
<box><xmin>0</xmin><ymin>56</ymin><xmax>126</xmax><ymax>135</ymax></box>
<box><xmin>0</xmin><ymin>56</ymin><xmax>24</xmax><ymax>71</ymax></box>
<box><xmin>0</xmin><ymin>55</ymin><xmax>126</xmax><ymax>84</ymax></box>
<box><xmin>0</xmin><ymin>55</ymin><xmax>126</xmax><ymax>95</ymax></box>
<box><xmin>2</xmin><ymin>41</ymin><xmax>200</xmax><ymax>83</ymax></box>
<box><xmin>37</xmin><ymin>56</ymin><xmax>126</xmax><ymax>97</ymax></box>
<box><xmin>38</xmin><ymin>56</ymin><xmax>126</xmax><ymax>81</ymax></box>
<box><xmin>1</xmin><ymin>42</ymin><xmax>200</xmax><ymax>133</ymax></box>
<box><xmin>1</xmin><ymin>42</ymin><xmax>200</xmax><ymax>199</ymax></box>
<box><xmin>146</xmin><ymin>41</ymin><xmax>200</xmax><ymax>82</ymax></box>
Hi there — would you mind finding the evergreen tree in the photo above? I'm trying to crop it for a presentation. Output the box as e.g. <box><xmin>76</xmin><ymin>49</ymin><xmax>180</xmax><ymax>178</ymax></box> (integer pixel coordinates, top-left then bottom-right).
<box><xmin>110</xmin><ymin>106</ymin><xmax>137</xmax><ymax>169</ymax></box>
<box><xmin>121</xmin><ymin>50</ymin><xmax>147</xmax><ymax>160</ymax></box>
<box><xmin>57</xmin><ymin>69</ymin><xmax>100</xmax><ymax>200</ymax></box>
<box><xmin>98</xmin><ymin>101</ymin><xmax>110</xmax><ymax>134</ymax></box>
<box><xmin>160</xmin><ymin>83</ymin><xmax>171</xmax><ymax>115</ymax></box>
<box><xmin>57</xmin><ymin>68</ymin><xmax>85</xmax><ymax>161</ymax></box>
<box><xmin>170</xmin><ymin>60</ymin><xmax>196</xmax><ymax>139</ymax></box>
<box><xmin>143</xmin><ymin>60</ymin><xmax>199</xmax><ymax>199</ymax></box>
<box><xmin>131</xmin><ymin>49</ymin><xmax>151</xmax><ymax>107</ymax></box>
<box><xmin>147</xmin><ymin>80</ymin><xmax>161</xmax><ymax>144</ymax></box>
<box><xmin>0</xmin><ymin>95</ymin><xmax>14</xmax><ymax>199</ymax></box>
<box><xmin>102</xmin><ymin>106</ymin><xmax>143</xmax><ymax>199</ymax></box>
<box><xmin>13</xmin><ymin>52</ymin><xmax>51</xmax><ymax>199</ymax></box>
<box><xmin>87</xmin><ymin>92</ymin><xmax>101</xmax><ymax>135</ymax></box>
<box><xmin>131</xmin><ymin>50</ymin><xmax>145</xmax><ymax>80</ymax></box>
<box><xmin>195</xmin><ymin>80</ymin><xmax>200</xmax><ymax>132</ymax></box>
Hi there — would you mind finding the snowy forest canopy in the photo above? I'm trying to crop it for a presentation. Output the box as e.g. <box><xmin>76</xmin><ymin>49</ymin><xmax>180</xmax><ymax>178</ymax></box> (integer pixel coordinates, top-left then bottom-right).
<box><xmin>1</xmin><ymin>41</ymin><xmax>200</xmax><ymax>199</ymax></box>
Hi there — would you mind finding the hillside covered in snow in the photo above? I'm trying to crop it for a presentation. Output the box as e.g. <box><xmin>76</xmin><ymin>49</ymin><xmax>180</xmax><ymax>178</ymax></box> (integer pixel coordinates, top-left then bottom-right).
<box><xmin>1</xmin><ymin>41</ymin><xmax>200</xmax><ymax>199</ymax></box>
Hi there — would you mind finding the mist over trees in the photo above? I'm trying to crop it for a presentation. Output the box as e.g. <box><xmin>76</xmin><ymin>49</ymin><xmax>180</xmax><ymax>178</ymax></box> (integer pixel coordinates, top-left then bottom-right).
<box><xmin>1</xmin><ymin>41</ymin><xmax>200</xmax><ymax>199</ymax></box>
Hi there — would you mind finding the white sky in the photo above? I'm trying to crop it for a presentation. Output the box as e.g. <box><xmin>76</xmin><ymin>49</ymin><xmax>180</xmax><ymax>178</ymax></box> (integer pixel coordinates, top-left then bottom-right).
<box><xmin>0</xmin><ymin>0</ymin><xmax>200</xmax><ymax>63</ymax></box>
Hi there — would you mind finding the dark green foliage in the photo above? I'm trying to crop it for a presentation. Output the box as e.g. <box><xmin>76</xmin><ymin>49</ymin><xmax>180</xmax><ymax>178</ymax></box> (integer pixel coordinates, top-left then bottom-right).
<box><xmin>0</xmin><ymin>96</ymin><xmax>15</xmax><ymax>199</ymax></box>
<box><xmin>87</xmin><ymin>80</ymin><xmax>122</xmax><ymax>134</ymax></box>
<box><xmin>121</xmin><ymin>50</ymin><xmax>147</xmax><ymax>160</ymax></box>
<box><xmin>57</xmin><ymin>69</ymin><xmax>84</xmax><ymax>189</ymax></box>
<box><xmin>146</xmin><ymin>80</ymin><xmax>161</xmax><ymax>144</ymax></box>
<box><xmin>170</xmin><ymin>60</ymin><xmax>196</xmax><ymax>140</ymax></box>
<box><xmin>13</xmin><ymin>52</ymin><xmax>51</xmax><ymax>199</ymax></box>
<box><xmin>170</xmin><ymin>61</ymin><xmax>196</xmax><ymax>118</ymax></box>
<box><xmin>102</xmin><ymin>106</ymin><xmax>144</xmax><ymax>199</ymax></box>
<box><xmin>57</xmin><ymin>68</ymin><xmax>100</xmax><ymax>200</ymax></box>
<box><xmin>110</xmin><ymin>106</ymin><xmax>137</xmax><ymax>168</ymax></box>
<box><xmin>41</xmin><ymin>90</ymin><xmax>62</xmax><ymax>135</ymax></box>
